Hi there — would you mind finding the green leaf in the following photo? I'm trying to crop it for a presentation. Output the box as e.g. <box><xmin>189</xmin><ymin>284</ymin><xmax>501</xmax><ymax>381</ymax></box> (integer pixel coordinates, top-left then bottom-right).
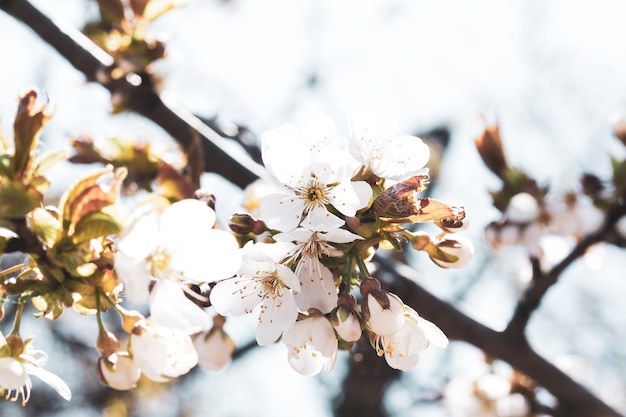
<box><xmin>58</xmin><ymin>166</ymin><xmax>127</xmax><ymax>236</ymax></box>
<box><xmin>0</xmin><ymin>180</ymin><xmax>42</xmax><ymax>218</ymax></box>
<box><xmin>71</xmin><ymin>210</ymin><xmax>122</xmax><ymax>244</ymax></box>
<box><xmin>33</xmin><ymin>150</ymin><xmax>68</xmax><ymax>176</ymax></box>
<box><xmin>29</xmin><ymin>207</ymin><xmax>61</xmax><ymax>247</ymax></box>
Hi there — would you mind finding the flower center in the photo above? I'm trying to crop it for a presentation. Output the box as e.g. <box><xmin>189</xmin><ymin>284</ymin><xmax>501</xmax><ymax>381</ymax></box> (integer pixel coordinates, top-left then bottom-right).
<box><xmin>295</xmin><ymin>177</ymin><xmax>332</xmax><ymax>211</ymax></box>
<box><xmin>148</xmin><ymin>248</ymin><xmax>174</xmax><ymax>280</ymax></box>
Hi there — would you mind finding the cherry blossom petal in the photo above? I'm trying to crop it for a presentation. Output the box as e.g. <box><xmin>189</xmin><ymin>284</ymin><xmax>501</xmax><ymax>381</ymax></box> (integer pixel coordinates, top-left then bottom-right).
<box><xmin>261</xmin><ymin>193</ymin><xmax>307</xmax><ymax>232</ymax></box>
<box><xmin>255</xmin><ymin>290</ymin><xmax>299</xmax><ymax>345</ymax></box>
<box><xmin>149</xmin><ymin>280</ymin><xmax>209</xmax><ymax>334</ymax></box>
<box><xmin>193</xmin><ymin>329</ymin><xmax>235</xmax><ymax>372</ymax></box>
<box><xmin>301</xmin><ymin>205</ymin><xmax>345</xmax><ymax>232</ymax></box>
<box><xmin>24</xmin><ymin>363</ymin><xmax>71</xmax><ymax>400</ymax></box>
<box><xmin>159</xmin><ymin>199</ymin><xmax>216</xmax><ymax>246</ymax></box>
<box><xmin>366</xmin><ymin>292</ymin><xmax>405</xmax><ymax>336</ymax></box>
<box><xmin>294</xmin><ymin>256</ymin><xmax>337</xmax><ymax>314</ymax></box>
<box><xmin>116</xmin><ymin>210</ymin><xmax>159</xmax><ymax>259</ymax></box>
<box><xmin>210</xmin><ymin>277</ymin><xmax>264</xmax><ymax>317</ymax></box>
<box><xmin>0</xmin><ymin>357</ymin><xmax>28</xmax><ymax>390</ymax></box>
<box><xmin>383</xmin><ymin>321</ymin><xmax>428</xmax><ymax>371</ymax></box>
<box><xmin>98</xmin><ymin>355</ymin><xmax>141</xmax><ymax>391</ymax></box>
<box><xmin>114</xmin><ymin>251</ymin><xmax>151</xmax><ymax>304</ymax></box>
<box><xmin>172</xmin><ymin>229</ymin><xmax>242</xmax><ymax>283</ymax></box>
<box><xmin>418</xmin><ymin>317</ymin><xmax>449</xmax><ymax>348</ymax></box>
<box><xmin>328</xmin><ymin>180</ymin><xmax>372</xmax><ymax>217</ymax></box>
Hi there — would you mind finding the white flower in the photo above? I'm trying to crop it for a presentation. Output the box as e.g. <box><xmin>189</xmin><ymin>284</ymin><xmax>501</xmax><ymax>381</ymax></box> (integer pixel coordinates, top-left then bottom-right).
<box><xmin>97</xmin><ymin>353</ymin><xmax>141</xmax><ymax>391</ymax></box>
<box><xmin>210</xmin><ymin>242</ymin><xmax>300</xmax><ymax>345</ymax></box>
<box><xmin>330</xmin><ymin>297</ymin><xmax>363</xmax><ymax>343</ymax></box>
<box><xmin>363</xmin><ymin>291</ymin><xmax>405</xmax><ymax>336</ymax></box>
<box><xmin>283</xmin><ymin>315</ymin><xmax>338</xmax><ymax>376</ymax></box>
<box><xmin>0</xmin><ymin>334</ymin><xmax>71</xmax><ymax>405</ymax></box>
<box><xmin>505</xmin><ymin>193</ymin><xmax>539</xmax><ymax>224</ymax></box>
<box><xmin>276</xmin><ymin>227</ymin><xmax>363</xmax><ymax>314</ymax></box>
<box><xmin>260</xmin><ymin>118</ymin><xmax>372</xmax><ymax>232</ymax></box>
<box><xmin>349</xmin><ymin>111</ymin><xmax>430</xmax><ymax>180</ymax></box>
<box><xmin>130</xmin><ymin>320</ymin><xmax>198</xmax><ymax>382</ymax></box>
<box><xmin>373</xmin><ymin>307</ymin><xmax>448</xmax><ymax>371</ymax></box>
<box><xmin>193</xmin><ymin>323</ymin><xmax>235</xmax><ymax>373</ymax></box>
<box><xmin>114</xmin><ymin>199</ymin><xmax>242</xmax><ymax>333</ymax></box>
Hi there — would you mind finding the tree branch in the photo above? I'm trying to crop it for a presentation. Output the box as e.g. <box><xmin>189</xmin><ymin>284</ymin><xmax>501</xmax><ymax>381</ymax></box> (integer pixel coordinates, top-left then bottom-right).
<box><xmin>375</xmin><ymin>254</ymin><xmax>622</xmax><ymax>417</ymax></box>
<box><xmin>505</xmin><ymin>201</ymin><xmax>626</xmax><ymax>338</ymax></box>
<box><xmin>0</xmin><ymin>0</ymin><xmax>271</xmax><ymax>189</ymax></box>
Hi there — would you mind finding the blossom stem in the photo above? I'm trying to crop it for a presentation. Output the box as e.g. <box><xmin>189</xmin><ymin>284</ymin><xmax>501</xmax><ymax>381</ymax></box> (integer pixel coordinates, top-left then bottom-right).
<box><xmin>9</xmin><ymin>297</ymin><xmax>26</xmax><ymax>336</ymax></box>
<box><xmin>354</xmin><ymin>251</ymin><xmax>371</xmax><ymax>281</ymax></box>
<box><xmin>100</xmin><ymin>290</ymin><xmax>127</xmax><ymax>317</ymax></box>
<box><xmin>0</xmin><ymin>263</ymin><xmax>24</xmax><ymax>278</ymax></box>
<box><xmin>95</xmin><ymin>290</ymin><xmax>106</xmax><ymax>335</ymax></box>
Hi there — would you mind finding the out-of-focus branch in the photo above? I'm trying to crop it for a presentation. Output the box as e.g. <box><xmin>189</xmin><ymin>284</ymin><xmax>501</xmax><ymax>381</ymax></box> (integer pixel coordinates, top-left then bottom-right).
<box><xmin>505</xmin><ymin>201</ymin><xmax>626</xmax><ymax>338</ymax></box>
<box><xmin>376</xmin><ymin>255</ymin><xmax>622</xmax><ymax>417</ymax></box>
<box><xmin>0</xmin><ymin>0</ymin><xmax>271</xmax><ymax>189</ymax></box>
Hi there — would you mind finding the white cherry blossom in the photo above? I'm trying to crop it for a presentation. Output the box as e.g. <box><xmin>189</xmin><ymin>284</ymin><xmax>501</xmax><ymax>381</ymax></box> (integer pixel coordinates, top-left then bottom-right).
<box><xmin>210</xmin><ymin>242</ymin><xmax>300</xmax><ymax>345</ymax></box>
<box><xmin>193</xmin><ymin>317</ymin><xmax>235</xmax><ymax>373</ymax></box>
<box><xmin>130</xmin><ymin>320</ymin><xmax>198</xmax><ymax>382</ymax></box>
<box><xmin>363</xmin><ymin>291</ymin><xmax>406</xmax><ymax>336</ymax></box>
<box><xmin>114</xmin><ymin>199</ymin><xmax>242</xmax><ymax>333</ymax></box>
<box><xmin>374</xmin><ymin>307</ymin><xmax>448</xmax><ymax>371</ymax></box>
<box><xmin>283</xmin><ymin>314</ymin><xmax>338</xmax><ymax>376</ymax></box>
<box><xmin>349</xmin><ymin>111</ymin><xmax>430</xmax><ymax>181</ymax></box>
<box><xmin>275</xmin><ymin>227</ymin><xmax>363</xmax><ymax>314</ymax></box>
<box><xmin>260</xmin><ymin>117</ymin><xmax>372</xmax><ymax>232</ymax></box>
<box><xmin>0</xmin><ymin>333</ymin><xmax>71</xmax><ymax>405</ymax></box>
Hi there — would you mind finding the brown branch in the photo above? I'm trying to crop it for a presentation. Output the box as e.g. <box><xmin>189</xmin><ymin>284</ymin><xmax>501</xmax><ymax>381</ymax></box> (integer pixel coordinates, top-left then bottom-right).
<box><xmin>505</xmin><ymin>201</ymin><xmax>626</xmax><ymax>338</ymax></box>
<box><xmin>375</xmin><ymin>254</ymin><xmax>622</xmax><ymax>417</ymax></box>
<box><xmin>0</xmin><ymin>0</ymin><xmax>271</xmax><ymax>189</ymax></box>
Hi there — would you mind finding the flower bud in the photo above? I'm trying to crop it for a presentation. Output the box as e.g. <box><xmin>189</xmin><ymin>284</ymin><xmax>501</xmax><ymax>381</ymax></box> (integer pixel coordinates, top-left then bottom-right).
<box><xmin>97</xmin><ymin>330</ymin><xmax>120</xmax><ymax>363</ymax></box>
<box><xmin>429</xmin><ymin>234</ymin><xmax>474</xmax><ymax>269</ymax></box>
<box><xmin>229</xmin><ymin>212</ymin><xmax>267</xmax><ymax>235</ymax></box>
<box><xmin>360</xmin><ymin>278</ymin><xmax>405</xmax><ymax>336</ymax></box>
<box><xmin>474</xmin><ymin>119</ymin><xmax>508</xmax><ymax>179</ymax></box>
<box><xmin>330</xmin><ymin>295</ymin><xmax>362</xmax><ymax>342</ymax></box>
<box><xmin>97</xmin><ymin>353</ymin><xmax>141</xmax><ymax>391</ymax></box>
<box><xmin>121</xmin><ymin>310</ymin><xmax>145</xmax><ymax>334</ymax></box>
<box><xmin>193</xmin><ymin>322</ymin><xmax>235</xmax><ymax>373</ymax></box>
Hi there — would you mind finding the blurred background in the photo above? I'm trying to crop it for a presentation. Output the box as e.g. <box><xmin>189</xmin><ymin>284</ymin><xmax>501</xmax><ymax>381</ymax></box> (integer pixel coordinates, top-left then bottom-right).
<box><xmin>1</xmin><ymin>0</ymin><xmax>626</xmax><ymax>416</ymax></box>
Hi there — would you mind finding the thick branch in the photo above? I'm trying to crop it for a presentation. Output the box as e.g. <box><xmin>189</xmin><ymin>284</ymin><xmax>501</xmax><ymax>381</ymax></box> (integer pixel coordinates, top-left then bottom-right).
<box><xmin>0</xmin><ymin>0</ymin><xmax>270</xmax><ymax>189</ymax></box>
<box><xmin>375</xmin><ymin>255</ymin><xmax>622</xmax><ymax>417</ymax></box>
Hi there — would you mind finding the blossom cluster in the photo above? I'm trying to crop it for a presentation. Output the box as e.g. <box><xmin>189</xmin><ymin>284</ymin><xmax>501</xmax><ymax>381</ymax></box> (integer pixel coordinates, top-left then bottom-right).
<box><xmin>0</xmin><ymin>96</ymin><xmax>473</xmax><ymax>403</ymax></box>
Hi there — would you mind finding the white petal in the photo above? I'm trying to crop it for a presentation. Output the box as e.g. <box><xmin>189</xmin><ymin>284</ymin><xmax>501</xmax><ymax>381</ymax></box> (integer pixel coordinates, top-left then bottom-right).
<box><xmin>328</xmin><ymin>180</ymin><xmax>372</xmax><ymax>216</ymax></box>
<box><xmin>160</xmin><ymin>199</ymin><xmax>216</xmax><ymax>246</ymax></box>
<box><xmin>149</xmin><ymin>280</ymin><xmax>209</xmax><ymax>334</ymax></box>
<box><xmin>256</xmin><ymin>290</ymin><xmax>299</xmax><ymax>345</ymax></box>
<box><xmin>418</xmin><ymin>318</ymin><xmax>449</xmax><ymax>348</ymax></box>
<box><xmin>319</xmin><ymin>228</ymin><xmax>363</xmax><ymax>243</ymax></box>
<box><xmin>172</xmin><ymin>229</ymin><xmax>242</xmax><ymax>283</ymax></box>
<box><xmin>294</xmin><ymin>257</ymin><xmax>337</xmax><ymax>314</ymax></box>
<box><xmin>210</xmin><ymin>277</ymin><xmax>263</xmax><ymax>316</ymax></box>
<box><xmin>98</xmin><ymin>355</ymin><xmax>141</xmax><ymax>391</ymax></box>
<box><xmin>114</xmin><ymin>252</ymin><xmax>151</xmax><ymax>304</ymax></box>
<box><xmin>384</xmin><ymin>321</ymin><xmax>428</xmax><ymax>371</ymax></box>
<box><xmin>0</xmin><ymin>357</ymin><xmax>28</xmax><ymax>390</ymax></box>
<box><xmin>302</xmin><ymin>205</ymin><xmax>345</xmax><ymax>232</ymax></box>
<box><xmin>25</xmin><ymin>363</ymin><xmax>71</xmax><ymax>400</ymax></box>
<box><xmin>276</xmin><ymin>263</ymin><xmax>301</xmax><ymax>291</ymax></box>
<box><xmin>309</xmin><ymin>316</ymin><xmax>337</xmax><ymax>358</ymax></box>
<box><xmin>376</xmin><ymin>135</ymin><xmax>430</xmax><ymax>180</ymax></box>
<box><xmin>262</xmin><ymin>125</ymin><xmax>310</xmax><ymax>185</ymax></box>
<box><xmin>287</xmin><ymin>343</ymin><xmax>325</xmax><ymax>376</ymax></box>
<box><xmin>193</xmin><ymin>330</ymin><xmax>235</xmax><ymax>372</ymax></box>
<box><xmin>261</xmin><ymin>193</ymin><xmax>306</xmax><ymax>232</ymax></box>
<box><xmin>366</xmin><ymin>293</ymin><xmax>405</xmax><ymax>336</ymax></box>
<box><xmin>116</xmin><ymin>211</ymin><xmax>159</xmax><ymax>259</ymax></box>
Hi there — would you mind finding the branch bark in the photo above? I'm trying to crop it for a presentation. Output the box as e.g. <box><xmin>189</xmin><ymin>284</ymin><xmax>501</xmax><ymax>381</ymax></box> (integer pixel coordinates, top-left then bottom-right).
<box><xmin>0</xmin><ymin>0</ymin><xmax>271</xmax><ymax>189</ymax></box>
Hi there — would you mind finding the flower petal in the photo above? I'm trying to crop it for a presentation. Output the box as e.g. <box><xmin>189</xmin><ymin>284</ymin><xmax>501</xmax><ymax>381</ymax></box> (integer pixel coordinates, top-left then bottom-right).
<box><xmin>149</xmin><ymin>280</ymin><xmax>209</xmax><ymax>334</ymax></box>
<box><xmin>210</xmin><ymin>277</ymin><xmax>263</xmax><ymax>316</ymax></box>
<box><xmin>256</xmin><ymin>290</ymin><xmax>298</xmax><ymax>345</ymax></box>
<box><xmin>25</xmin><ymin>363</ymin><xmax>71</xmax><ymax>401</ymax></box>
<box><xmin>261</xmin><ymin>193</ymin><xmax>306</xmax><ymax>232</ymax></box>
